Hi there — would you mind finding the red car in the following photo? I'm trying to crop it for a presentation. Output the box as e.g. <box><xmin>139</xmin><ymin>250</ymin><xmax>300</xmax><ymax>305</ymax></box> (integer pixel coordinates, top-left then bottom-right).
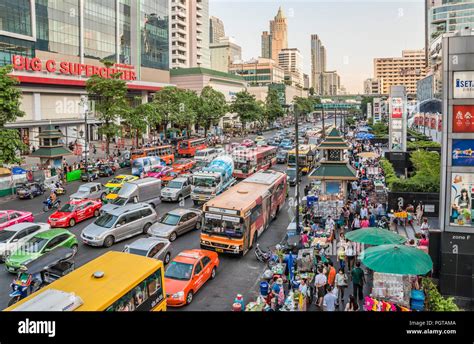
<box><xmin>241</xmin><ymin>139</ymin><xmax>254</xmax><ymax>148</ymax></box>
<box><xmin>48</xmin><ymin>199</ymin><xmax>102</xmax><ymax>228</ymax></box>
<box><xmin>172</xmin><ymin>159</ymin><xmax>196</xmax><ymax>174</ymax></box>
<box><xmin>164</xmin><ymin>249</ymin><xmax>219</xmax><ymax>307</ymax></box>
<box><xmin>0</xmin><ymin>210</ymin><xmax>34</xmax><ymax>231</ymax></box>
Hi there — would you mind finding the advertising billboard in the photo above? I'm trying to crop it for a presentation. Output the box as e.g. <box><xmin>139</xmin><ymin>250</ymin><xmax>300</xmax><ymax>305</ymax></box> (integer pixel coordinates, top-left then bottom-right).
<box><xmin>449</xmin><ymin>173</ymin><xmax>474</xmax><ymax>228</ymax></box>
<box><xmin>392</xmin><ymin>119</ymin><xmax>402</xmax><ymax>130</ymax></box>
<box><xmin>452</xmin><ymin>105</ymin><xmax>474</xmax><ymax>133</ymax></box>
<box><xmin>453</xmin><ymin>71</ymin><xmax>474</xmax><ymax>99</ymax></box>
<box><xmin>452</xmin><ymin>139</ymin><xmax>474</xmax><ymax>167</ymax></box>
<box><xmin>391</xmin><ymin>97</ymin><xmax>403</xmax><ymax>118</ymax></box>
<box><xmin>390</xmin><ymin>132</ymin><xmax>403</xmax><ymax>150</ymax></box>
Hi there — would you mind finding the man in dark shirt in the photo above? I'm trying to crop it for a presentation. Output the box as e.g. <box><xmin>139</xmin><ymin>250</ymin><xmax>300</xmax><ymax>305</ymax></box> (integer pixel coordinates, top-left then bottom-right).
<box><xmin>351</xmin><ymin>261</ymin><xmax>365</xmax><ymax>304</ymax></box>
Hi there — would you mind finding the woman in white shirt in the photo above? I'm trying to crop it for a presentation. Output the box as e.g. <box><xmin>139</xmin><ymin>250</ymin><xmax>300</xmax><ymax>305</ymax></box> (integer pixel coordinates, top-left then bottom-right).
<box><xmin>334</xmin><ymin>268</ymin><xmax>348</xmax><ymax>307</ymax></box>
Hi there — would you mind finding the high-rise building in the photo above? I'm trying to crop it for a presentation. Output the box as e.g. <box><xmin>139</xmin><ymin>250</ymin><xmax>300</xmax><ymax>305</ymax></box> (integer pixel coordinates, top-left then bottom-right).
<box><xmin>170</xmin><ymin>0</ymin><xmax>210</xmax><ymax>69</ymax></box>
<box><xmin>0</xmin><ymin>0</ymin><xmax>171</xmax><ymax>149</ymax></box>
<box><xmin>278</xmin><ymin>48</ymin><xmax>303</xmax><ymax>87</ymax></box>
<box><xmin>229</xmin><ymin>58</ymin><xmax>285</xmax><ymax>86</ymax></box>
<box><xmin>311</xmin><ymin>34</ymin><xmax>326</xmax><ymax>94</ymax></box>
<box><xmin>260</xmin><ymin>7</ymin><xmax>288</xmax><ymax>61</ymax></box>
<box><xmin>373</xmin><ymin>49</ymin><xmax>427</xmax><ymax>95</ymax></box>
<box><xmin>322</xmin><ymin>71</ymin><xmax>340</xmax><ymax>96</ymax></box>
<box><xmin>363</xmin><ymin>78</ymin><xmax>381</xmax><ymax>95</ymax></box>
<box><xmin>210</xmin><ymin>37</ymin><xmax>242</xmax><ymax>73</ymax></box>
<box><xmin>261</xmin><ymin>31</ymin><xmax>272</xmax><ymax>59</ymax></box>
<box><xmin>303</xmin><ymin>74</ymin><xmax>310</xmax><ymax>89</ymax></box>
<box><xmin>209</xmin><ymin>16</ymin><xmax>225</xmax><ymax>44</ymax></box>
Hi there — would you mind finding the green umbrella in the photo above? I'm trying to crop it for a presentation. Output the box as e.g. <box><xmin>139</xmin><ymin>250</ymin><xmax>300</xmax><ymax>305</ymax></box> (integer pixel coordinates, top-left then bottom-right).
<box><xmin>360</xmin><ymin>244</ymin><xmax>433</xmax><ymax>275</ymax></box>
<box><xmin>345</xmin><ymin>227</ymin><xmax>406</xmax><ymax>245</ymax></box>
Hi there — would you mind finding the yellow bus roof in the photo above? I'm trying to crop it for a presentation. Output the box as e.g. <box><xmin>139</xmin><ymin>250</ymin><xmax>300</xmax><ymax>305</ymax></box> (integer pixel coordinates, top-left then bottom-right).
<box><xmin>4</xmin><ymin>251</ymin><xmax>163</xmax><ymax>311</ymax></box>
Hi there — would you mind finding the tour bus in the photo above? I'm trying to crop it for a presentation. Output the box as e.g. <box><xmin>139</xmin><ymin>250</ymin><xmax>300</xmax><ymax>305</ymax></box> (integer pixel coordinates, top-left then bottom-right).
<box><xmin>287</xmin><ymin>144</ymin><xmax>317</xmax><ymax>175</ymax></box>
<box><xmin>200</xmin><ymin>170</ymin><xmax>287</xmax><ymax>256</ymax></box>
<box><xmin>232</xmin><ymin>146</ymin><xmax>277</xmax><ymax>179</ymax></box>
<box><xmin>177</xmin><ymin>138</ymin><xmax>207</xmax><ymax>157</ymax></box>
<box><xmin>131</xmin><ymin>156</ymin><xmax>163</xmax><ymax>176</ymax></box>
<box><xmin>131</xmin><ymin>145</ymin><xmax>174</xmax><ymax>165</ymax></box>
<box><xmin>4</xmin><ymin>251</ymin><xmax>166</xmax><ymax>311</ymax></box>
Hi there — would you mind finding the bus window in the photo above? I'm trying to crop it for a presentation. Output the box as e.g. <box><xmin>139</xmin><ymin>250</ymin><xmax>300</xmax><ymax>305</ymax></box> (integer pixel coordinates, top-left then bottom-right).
<box><xmin>250</xmin><ymin>204</ymin><xmax>262</xmax><ymax>223</ymax></box>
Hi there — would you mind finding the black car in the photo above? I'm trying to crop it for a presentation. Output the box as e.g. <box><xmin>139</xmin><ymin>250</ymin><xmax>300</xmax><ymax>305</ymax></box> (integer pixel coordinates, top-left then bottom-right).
<box><xmin>16</xmin><ymin>182</ymin><xmax>45</xmax><ymax>199</ymax></box>
<box><xmin>81</xmin><ymin>168</ymin><xmax>99</xmax><ymax>182</ymax></box>
<box><xmin>98</xmin><ymin>164</ymin><xmax>114</xmax><ymax>177</ymax></box>
<box><xmin>276</xmin><ymin>150</ymin><xmax>288</xmax><ymax>164</ymax></box>
<box><xmin>286</xmin><ymin>168</ymin><xmax>300</xmax><ymax>187</ymax></box>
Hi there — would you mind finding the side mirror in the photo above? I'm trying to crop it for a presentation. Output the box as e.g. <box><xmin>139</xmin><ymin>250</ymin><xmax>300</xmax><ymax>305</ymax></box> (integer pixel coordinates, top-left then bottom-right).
<box><xmin>116</xmin><ymin>223</ymin><xmax>122</xmax><ymax>228</ymax></box>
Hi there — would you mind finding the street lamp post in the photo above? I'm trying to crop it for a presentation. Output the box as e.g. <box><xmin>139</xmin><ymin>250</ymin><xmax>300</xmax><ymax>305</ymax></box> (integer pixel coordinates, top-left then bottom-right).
<box><xmin>294</xmin><ymin>105</ymin><xmax>301</xmax><ymax>234</ymax></box>
<box><xmin>80</xmin><ymin>97</ymin><xmax>89</xmax><ymax>167</ymax></box>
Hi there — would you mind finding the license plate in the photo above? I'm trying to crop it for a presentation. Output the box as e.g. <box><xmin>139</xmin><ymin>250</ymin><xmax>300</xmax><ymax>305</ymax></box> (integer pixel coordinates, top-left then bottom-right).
<box><xmin>215</xmin><ymin>248</ymin><xmax>223</xmax><ymax>253</ymax></box>
<box><xmin>199</xmin><ymin>197</ymin><xmax>206</xmax><ymax>200</ymax></box>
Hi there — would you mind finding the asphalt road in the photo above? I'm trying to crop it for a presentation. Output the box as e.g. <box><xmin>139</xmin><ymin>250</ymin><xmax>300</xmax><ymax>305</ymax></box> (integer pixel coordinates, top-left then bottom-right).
<box><xmin>0</xmin><ymin>126</ymin><xmax>315</xmax><ymax>310</ymax></box>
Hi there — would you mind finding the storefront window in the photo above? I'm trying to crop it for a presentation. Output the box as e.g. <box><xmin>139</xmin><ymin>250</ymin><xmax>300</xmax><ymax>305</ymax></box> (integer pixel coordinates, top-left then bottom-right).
<box><xmin>36</xmin><ymin>0</ymin><xmax>80</xmax><ymax>57</ymax></box>
<box><xmin>140</xmin><ymin>0</ymin><xmax>169</xmax><ymax>70</ymax></box>
<box><xmin>0</xmin><ymin>0</ymin><xmax>32</xmax><ymax>37</ymax></box>
<box><xmin>450</xmin><ymin>173</ymin><xmax>474</xmax><ymax>228</ymax></box>
<box><xmin>0</xmin><ymin>37</ymin><xmax>34</xmax><ymax>66</ymax></box>
<box><xmin>84</xmin><ymin>0</ymin><xmax>117</xmax><ymax>61</ymax></box>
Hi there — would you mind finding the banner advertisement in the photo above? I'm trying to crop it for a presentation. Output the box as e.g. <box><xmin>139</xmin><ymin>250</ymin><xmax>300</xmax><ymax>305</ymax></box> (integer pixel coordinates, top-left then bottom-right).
<box><xmin>453</xmin><ymin>71</ymin><xmax>474</xmax><ymax>99</ymax></box>
<box><xmin>453</xmin><ymin>105</ymin><xmax>474</xmax><ymax>132</ymax></box>
<box><xmin>450</xmin><ymin>173</ymin><xmax>474</xmax><ymax>227</ymax></box>
<box><xmin>392</xmin><ymin>119</ymin><xmax>402</xmax><ymax>130</ymax></box>
<box><xmin>391</xmin><ymin>98</ymin><xmax>403</xmax><ymax>119</ymax></box>
<box><xmin>452</xmin><ymin>139</ymin><xmax>474</xmax><ymax>167</ymax></box>
<box><xmin>390</xmin><ymin>132</ymin><xmax>403</xmax><ymax>150</ymax></box>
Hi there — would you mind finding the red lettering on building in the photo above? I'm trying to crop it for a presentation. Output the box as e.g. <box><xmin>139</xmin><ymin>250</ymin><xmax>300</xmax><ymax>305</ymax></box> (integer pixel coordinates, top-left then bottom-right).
<box><xmin>45</xmin><ymin>60</ymin><xmax>56</xmax><ymax>73</ymax></box>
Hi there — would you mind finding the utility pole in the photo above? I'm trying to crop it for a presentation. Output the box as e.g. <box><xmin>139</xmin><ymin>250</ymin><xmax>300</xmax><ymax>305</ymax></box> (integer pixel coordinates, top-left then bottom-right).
<box><xmin>321</xmin><ymin>105</ymin><xmax>326</xmax><ymax>138</ymax></box>
<box><xmin>334</xmin><ymin>103</ymin><xmax>337</xmax><ymax>127</ymax></box>
<box><xmin>294</xmin><ymin>105</ymin><xmax>301</xmax><ymax>234</ymax></box>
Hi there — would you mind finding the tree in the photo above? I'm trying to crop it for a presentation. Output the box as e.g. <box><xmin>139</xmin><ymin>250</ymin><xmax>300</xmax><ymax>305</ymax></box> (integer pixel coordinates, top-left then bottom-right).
<box><xmin>122</xmin><ymin>98</ymin><xmax>157</xmax><ymax>148</ymax></box>
<box><xmin>0</xmin><ymin>65</ymin><xmax>26</xmax><ymax>165</ymax></box>
<box><xmin>151</xmin><ymin>87</ymin><xmax>181</xmax><ymax>139</ymax></box>
<box><xmin>293</xmin><ymin>96</ymin><xmax>314</xmax><ymax>116</ymax></box>
<box><xmin>197</xmin><ymin>86</ymin><xmax>227</xmax><ymax>135</ymax></box>
<box><xmin>264</xmin><ymin>88</ymin><xmax>284</xmax><ymax>126</ymax></box>
<box><xmin>176</xmin><ymin>89</ymin><xmax>199</xmax><ymax>137</ymax></box>
<box><xmin>360</xmin><ymin>96</ymin><xmax>375</xmax><ymax>117</ymax></box>
<box><xmin>230</xmin><ymin>90</ymin><xmax>261</xmax><ymax>134</ymax></box>
<box><xmin>86</xmin><ymin>60</ymin><xmax>129</xmax><ymax>155</ymax></box>
<box><xmin>309</xmin><ymin>87</ymin><xmax>315</xmax><ymax>96</ymax></box>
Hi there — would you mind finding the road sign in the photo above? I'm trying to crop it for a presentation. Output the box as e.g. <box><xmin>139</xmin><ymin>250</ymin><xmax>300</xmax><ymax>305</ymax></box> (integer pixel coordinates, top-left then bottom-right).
<box><xmin>314</xmin><ymin>103</ymin><xmax>356</xmax><ymax>110</ymax></box>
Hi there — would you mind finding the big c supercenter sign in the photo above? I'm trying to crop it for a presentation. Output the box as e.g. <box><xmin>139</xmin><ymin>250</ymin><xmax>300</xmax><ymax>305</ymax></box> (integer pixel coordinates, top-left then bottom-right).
<box><xmin>11</xmin><ymin>55</ymin><xmax>137</xmax><ymax>81</ymax></box>
<box><xmin>454</xmin><ymin>71</ymin><xmax>474</xmax><ymax>98</ymax></box>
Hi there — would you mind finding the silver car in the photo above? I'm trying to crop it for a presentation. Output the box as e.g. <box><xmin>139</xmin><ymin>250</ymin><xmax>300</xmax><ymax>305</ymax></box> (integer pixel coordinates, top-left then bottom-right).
<box><xmin>161</xmin><ymin>177</ymin><xmax>192</xmax><ymax>202</ymax></box>
<box><xmin>0</xmin><ymin>222</ymin><xmax>51</xmax><ymax>262</ymax></box>
<box><xmin>70</xmin><ymin>183</ymin><xmax>108</xmax><ymax>201</ymax></box>
<box><xmin>123</xmin><ymin>237</ymin><xmax>172</xmax><ymax>265</ymax></box>
<box><xmin>148</xmin><ymin>208</ymin><xmax>202</xmax><ymax>242</ymax></box>
<box><xmin>81</xmin><ymin>203</ymin><xmax>157</xmax><ymax>247</ymax></box>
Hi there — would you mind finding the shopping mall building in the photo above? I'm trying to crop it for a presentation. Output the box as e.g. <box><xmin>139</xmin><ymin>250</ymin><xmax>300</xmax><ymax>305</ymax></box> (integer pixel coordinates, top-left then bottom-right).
<box><xmin>0</xmin><ymin>0</ymin><xmax>171</xmax><ymax>150</ymax></box>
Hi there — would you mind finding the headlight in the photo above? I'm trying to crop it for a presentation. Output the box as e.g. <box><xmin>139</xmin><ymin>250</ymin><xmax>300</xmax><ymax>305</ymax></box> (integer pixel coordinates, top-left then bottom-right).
<box><xmin>172</xmin><ymin>291</ymin><xmax>184</xmax><ymax>299</ymax></box>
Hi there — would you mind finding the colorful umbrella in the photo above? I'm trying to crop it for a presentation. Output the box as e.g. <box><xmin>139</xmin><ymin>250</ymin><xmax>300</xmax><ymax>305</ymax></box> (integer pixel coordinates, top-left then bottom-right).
<box><xmin>345</xmin><ymin>227</ymin><xmax>406</xmax><ymax>245</ymax></box>
<box><xmin>360</xmin><ymin>244</ymin><xmax>433</xmax><ymax>275</ymax></box>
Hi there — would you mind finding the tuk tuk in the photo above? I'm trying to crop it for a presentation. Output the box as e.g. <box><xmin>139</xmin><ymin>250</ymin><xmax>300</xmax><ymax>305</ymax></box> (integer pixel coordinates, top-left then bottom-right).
<box><xmin>16</xmin><ymin>182</ymin><xmax>45</xmax><ymax>199</ymax></box>
<box><xmin>81</xmin><ymin>167</ymin><xmax>100</xmax><ymax>182</ymax></box>
<box><xmin>8</xmin><ymin>247</ymin><xmax>75</xmax><ymax>306</ymax></box>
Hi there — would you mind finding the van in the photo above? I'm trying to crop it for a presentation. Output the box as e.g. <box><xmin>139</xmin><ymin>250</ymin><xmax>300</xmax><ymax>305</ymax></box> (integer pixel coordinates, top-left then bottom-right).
<box><xmin>194</xmin><ymin>148</ymin><xmax>218</xmax><ymax>164</ymax></box>
<box><xmin>101</xmin><ymin>177</ymin><xmax>161</xmax><ymax>213</ymax></box>
<box><xmin>81</xmin><ymin>203</ymin><xmax>157</xmax><ymax>247</ymax></box>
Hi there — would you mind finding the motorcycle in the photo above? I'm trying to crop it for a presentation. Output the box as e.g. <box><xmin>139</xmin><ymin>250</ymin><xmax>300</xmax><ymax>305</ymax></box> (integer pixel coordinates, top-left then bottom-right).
<box><xmin>54</xmin><ymin>186</ymin><xmax>66</xmax><ymax>196</ymax></box>
<box><xmin>43</xmin><ymin>198</ymin><xmax>61</xmax><ymax>212</ymax></box>
<box><xmin>255</xmin><ymin>244</ymin><xmax>274</xmax><ymax>263</ymax></box>
<box><xmin>377</xmin><ymin>217</ymin><xmax>389</xmax><ymax>230</ymax></box>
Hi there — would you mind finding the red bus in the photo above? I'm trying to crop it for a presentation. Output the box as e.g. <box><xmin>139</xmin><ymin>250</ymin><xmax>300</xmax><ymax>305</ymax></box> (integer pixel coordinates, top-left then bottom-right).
<box><xmin>131</xmin><ymin>145</ymin><xmax>174</xmax><ymax>165</ymax></box>
<box><xmin>232</xmin><ymin>146</ymin><xmax>277</xmax><ymax>179</ymax></box>
<box><xmin>201</xmin><ymin>170</ymin><xmax>288</xmax><ymax>255</ymax></box>
<box><xmin>177</xmin><ymin>138</ymin><xmax>207</xmax><ymax>157</ymax></box>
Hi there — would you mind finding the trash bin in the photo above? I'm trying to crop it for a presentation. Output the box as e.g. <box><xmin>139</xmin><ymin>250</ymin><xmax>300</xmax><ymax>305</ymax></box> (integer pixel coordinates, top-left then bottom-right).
<box><xmin>260</xmin><ymin>281</ymin><xmax>269</xmax><ymax>296</ymax></box>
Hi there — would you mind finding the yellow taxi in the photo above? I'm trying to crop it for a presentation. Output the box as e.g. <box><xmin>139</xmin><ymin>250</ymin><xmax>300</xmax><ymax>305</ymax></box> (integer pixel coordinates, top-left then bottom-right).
<box><xmin>104</xmin><ymin>175</ymin><xmax>139</xmax><ymax>201</ymax></box>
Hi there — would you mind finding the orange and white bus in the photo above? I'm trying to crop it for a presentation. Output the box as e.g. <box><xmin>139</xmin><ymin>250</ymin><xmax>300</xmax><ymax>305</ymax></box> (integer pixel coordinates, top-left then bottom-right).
<box><xmin>200</xmin><ymin>170</ymin><xmax>287</xmax><ymax>256</ymax></box>
<box><xmin>131</xmin><ymin>145</ymin><xmax>174</xmax><ymax>165</ymax></box>
<box><xmin>177</xmin><ymin>138</ymin><xmax>207</xmax><ymax>157</ymax></box>
<box><xmin>232</xmin><ymin>146</ymin><xmax>277</xmax><ymax>179</ymax></box>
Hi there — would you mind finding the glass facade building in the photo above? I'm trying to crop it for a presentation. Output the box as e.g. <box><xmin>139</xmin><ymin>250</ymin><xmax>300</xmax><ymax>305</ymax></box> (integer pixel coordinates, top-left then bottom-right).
<box><xmin>429</xmin><ymin>0</ymin><xmax>474</xmax><ymax>42</ymax></box>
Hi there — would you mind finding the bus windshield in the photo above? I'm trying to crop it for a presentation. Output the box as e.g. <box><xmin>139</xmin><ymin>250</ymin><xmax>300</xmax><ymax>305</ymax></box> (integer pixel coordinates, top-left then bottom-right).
<box><xmin>202</xmin><ymin>216</ymin><xmax>245</xmax><ymax>238</ymax></box>
<box><xmin>194</xmin><ymin>177</ymin><xmax>218</xmax><ymax>187</ymax></box>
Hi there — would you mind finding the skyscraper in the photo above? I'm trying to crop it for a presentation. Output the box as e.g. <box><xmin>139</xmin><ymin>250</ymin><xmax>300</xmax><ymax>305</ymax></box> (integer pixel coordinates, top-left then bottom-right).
<box><xmin>311</xmin><ymin>34</ymin><xmax>326</xmax><ymax>94</ymax></box>
<box><xmin>278</xmin><ymin>48</ymin><xmax>304</xmax><ymax>87</ymax></box>
<box><xmin>210</xmin><ymin>16</ymin><xmax>225</xmax><ymax>44</ymax></box>
<box><xmin>260</xmin><ymin>7</ymin><xmax>288</xmax><ymax>61</ymax></box>
<box><xmin>170</xmin><ymin>0</ymin><xmax>210</xmax><ymax>69</ymax></box>
<box><xmin>210</xmin><ymin>36</ymin><xmax>242</xmax><ymax>73</ymax></box>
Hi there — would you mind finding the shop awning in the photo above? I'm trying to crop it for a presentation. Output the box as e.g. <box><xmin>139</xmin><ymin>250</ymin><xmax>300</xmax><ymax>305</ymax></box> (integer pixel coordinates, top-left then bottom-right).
<box><xmin>309</xmin><ymin>163</ymin><xmax>357</xmax><ymax>180</ymax></box>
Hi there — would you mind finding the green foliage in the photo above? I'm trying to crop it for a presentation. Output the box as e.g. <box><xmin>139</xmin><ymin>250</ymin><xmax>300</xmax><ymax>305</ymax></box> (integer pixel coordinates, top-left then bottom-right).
<box><xmin>151</xmin><ymin>87</ymin><xmax>181</xmax><ymax>136</ymax></box>
<box><xmin>360</xmin><ymin>96</ymin><xmax>374</xmax><ymax>116</ymax></box>
<box><xmin>230</xmin><ymin>90</ymin><xmax>262</xmax><ymax>132</ymax></box>
<box><xmin>407</xmin><ymin>140</ymin><xmax>441</xmax><ymax>150</ymax></box>
<box><xmin>293</xmin><ymin>96</ymin><xmax>314</xmax><ymax>115</ymax></box>
<box><xmin>0</xmin><ymin>129</ymin><xmax>26</xmax><ymax>165</ymax></box>
<box><xmin>380</xmin><ymin>158</ymin><xmax>399</xmax><ymax>187</ymax></box>
<box><xmin>370</xmin><ymin>122</ymin><xmax>389</xmax><ymax>138</ymax></box>
<box><xmin>0</xmin><ymin>65</ymin><xmax>25</xmax><ymax>126</ymax></box>
<box><xmin>264</xmin><ymin>88</ymin><xmax>285</xmax><ymax>124</ymax></box>
<box><xmin>422</xmin><ymin>278</ymin><xmax>461</xmax><ymax>311</ymax></box>
<box><xmin>122</xmin><ymin>99</ymin><xmax>157</xmax><ymax>146</ymax></box>
<box><xmin>345</xmin><ymin>116</ymin><xmax>356</xmax><ymax>127</ymax></box>
<box><xmin>408</xmin><ymin>129</ymin><xmax>431</xmax><ymax>141</ymax></box>
<box><xmin>197</xmin><ymin>86</ymin><xmax>227</xmax><ymax>134</ymax></box>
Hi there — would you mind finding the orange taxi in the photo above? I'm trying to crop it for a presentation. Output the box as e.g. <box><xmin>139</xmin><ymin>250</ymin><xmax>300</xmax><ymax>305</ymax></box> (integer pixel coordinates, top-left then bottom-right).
<box><xmin>161</xmin><ymin>170</ymin><xmax>180</xmax><ymax>187</ymax></box>
<box><xmin>164</xmin><ymin>249</ymin><xmax>219</xmax><ymax>307</ymax></box>
<box><xmin>172</xmin><ymin>159</ymin><xmax>196</xmax><ymax>174</ymax></box>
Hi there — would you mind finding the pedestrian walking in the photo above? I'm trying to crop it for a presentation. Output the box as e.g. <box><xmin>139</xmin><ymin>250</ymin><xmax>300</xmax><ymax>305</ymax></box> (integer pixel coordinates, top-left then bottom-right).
<box><xmin>345</xmin><ymin>295</ymin><xmax>359</xmax><ymax>311</ymax></box>
<box><xmin>335</xmin><ymin>268</ymin><xmax>348</xmax><ymax>307</ymax></box>
<box><xmin>323</xmin><ymin>285</ymin><xmax>338</xmax><ymax>311</ymax></box>
<box><xmin>351</xmin><ymin>261</ymin><xmax>365</xmax><ymax>304</ymax></box>
<box><xmin>314</xmin><ymin>268</ymin><xmax>327</xmax><ymax>308</ymax></box>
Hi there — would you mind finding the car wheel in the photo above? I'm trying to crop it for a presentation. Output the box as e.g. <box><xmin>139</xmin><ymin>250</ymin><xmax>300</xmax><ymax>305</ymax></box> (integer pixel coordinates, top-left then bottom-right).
<box><xmin>94</xmin><ymin>209</ymin><xmax>100</xmax><ymax>217</ymax></box>
<box><xmin>100</xmin><ymin>193</ymin><xmax>106</xmax><ymax>202</ymax></box>
<box><xmin>164</xmin><ymin>252</ymin><xmax>171</xmax><ymax>265</ymax></box>
<box><xmin>71</xmin><ymin>244</ymin><xmax>78</xmax><ymax>256</ymax></box>
<box><xmin>143</xmin><ymin>223</ymin><xmax>152</xmax><ymax>234</ymax></box>
<box><xmin>169</xmin><ymin>231</ymin><xmax>177</xmax><ymax>242</ymax></box>
<box><xmin>210</xmin><ymin>266</ymin><xmax>217</xmax><ymax>280</ymax></box>
<box><xmin>103</xmin><ymin>235</ymin><xmax>114</xmax><ymax>248</ymax></box>
<box><xmin>69</xmin><ymin>218</ymin><xmax>76</xmax><ymax>227</ymax></box>
<box><xmin>186</xmin><ymin>291</ymin><xmax>193</xmax><ymax>305</ymax></box>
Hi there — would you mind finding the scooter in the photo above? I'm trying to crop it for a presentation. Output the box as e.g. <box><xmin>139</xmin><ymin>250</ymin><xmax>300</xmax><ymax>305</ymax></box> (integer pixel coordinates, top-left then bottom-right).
<box><xmin>255</xmin><ymin>244</ymin><xmax>273</xmax><ymax>263</ymax></box>
<box><xmin>43</xmin><ymin>198</ymin><xmax>61</xmax><ymax>212</ymax></box>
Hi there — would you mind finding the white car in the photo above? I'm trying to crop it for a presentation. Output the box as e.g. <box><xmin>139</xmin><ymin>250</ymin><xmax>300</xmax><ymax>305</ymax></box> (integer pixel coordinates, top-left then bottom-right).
<box><xmin>0</xmin><ymin>222</ymin><xmax>51</xmax><ymax>262</ymax></box>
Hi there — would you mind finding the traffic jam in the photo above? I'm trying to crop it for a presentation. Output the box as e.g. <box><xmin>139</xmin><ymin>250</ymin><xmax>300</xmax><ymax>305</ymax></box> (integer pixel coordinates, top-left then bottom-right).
<box><xmin>0</xmin><ymin>126</ymin><xmax>323</xmax><ymax>310</ymax></box>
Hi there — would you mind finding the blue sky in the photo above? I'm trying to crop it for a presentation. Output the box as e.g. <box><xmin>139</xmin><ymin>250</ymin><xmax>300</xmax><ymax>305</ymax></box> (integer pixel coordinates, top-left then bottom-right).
<box><xmin>209</xmin><ymin>0</ymin><xmax>425</xmax><ymax>93</ymax></box>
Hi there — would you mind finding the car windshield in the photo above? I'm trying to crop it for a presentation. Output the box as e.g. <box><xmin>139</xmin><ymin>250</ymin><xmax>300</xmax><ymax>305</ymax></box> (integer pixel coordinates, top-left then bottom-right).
<box><xmin>94</xmin><ymin>214</ymin><xmax>118</xmax><ymax>228</ymax></box>
<box><xmin>59</xmin><ymin>204</ymin><xmax>76</xmax><ymax>212</ymax></box>
<box><xmin>77</xmin><ymin>186</ymin><xmax>91</xmax><ymax>193</ymax></box>
<box><xmin>165</xmin><ymin>261</ymin><xmax>193</xmax><ymax>280</ymax></box>
<box><xmin>287</xmin><ymin>169</ymin><xmax>296</xmax><ymax>177</ymax></box>
<box><xmin>160</xmin><ymin>213</ymin><xmax>180</xmax><ymax>226</ymax></box>
<box><xmin>111</xmin><ymin>197</ymin><xmax>127</xmax><ymax>206</ymax></box>
<box><xmin>167</xmin><ymin>181</ymin><xmax>183</xmax><ymax>189</ymax></box>
<box><xmin>24</xmin><ymin>236</ymin><xmax>49</xmax><ymax>253</ymax></box>
<box><xmin>108</xmin><ymin>178</ymin><xmax>123</xmax><ymax>184</ymax></box>
<box><xmin>150</xmin><ymin>166</ymin><xmax>164</xmax><ymax>173</ymax></box>
<box><xmin>127</xmin><ymin>248</ymin><xmax>148</xmax><ymax>256</ymax></box>
<box><xmin>0</xmin><ymin>230</ymin><xmax>15</xmax><ymax>243</ymax></box>
<box><xmin>193</xmin><ymin>177</ymin><xmax>217</xmax><ymax>187</ymax></box>
<box><xmin>195</xmin><ymin>151</ymin><xmax>206</xmax><ymax>157</ymax></box>
<box><xmin>0</xmin><ymin>214</ymin><xmax>8</xmax><ymax>224</ymax></box>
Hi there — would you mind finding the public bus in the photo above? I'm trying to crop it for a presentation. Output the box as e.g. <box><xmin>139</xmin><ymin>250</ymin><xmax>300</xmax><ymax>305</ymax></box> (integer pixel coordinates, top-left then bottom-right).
<box><xmin>131</xmin><ymin>156</ymin><xmax>163</xmax><ymax>176</ymax></box>
<box><xmin>200</xmin><ymin>170</ymin><xmax>287</xmax><ymax>256</ymax></box>
<box><xmin>131</xmin><ymin>145</ymin><xmax>174</xmax><ymax>165</ymax></box>
<box><xmin>4</xmin><ymin>251</ymin><xmax>166</xmax><ymax>311</ymax></box>
<box><xmin>287</xmin><ymin>144</ymin><xmax>317</xmax><ymax>175</ymax></box>
<box><xmin>177</xmin><ymin>138</ymin><xmax>207</xmax><ymax>157</ymax></box>
<box><xmin>232</xmin><ymin>146</ymin><xmax>277</xmax><ymax>179</ymax></box>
